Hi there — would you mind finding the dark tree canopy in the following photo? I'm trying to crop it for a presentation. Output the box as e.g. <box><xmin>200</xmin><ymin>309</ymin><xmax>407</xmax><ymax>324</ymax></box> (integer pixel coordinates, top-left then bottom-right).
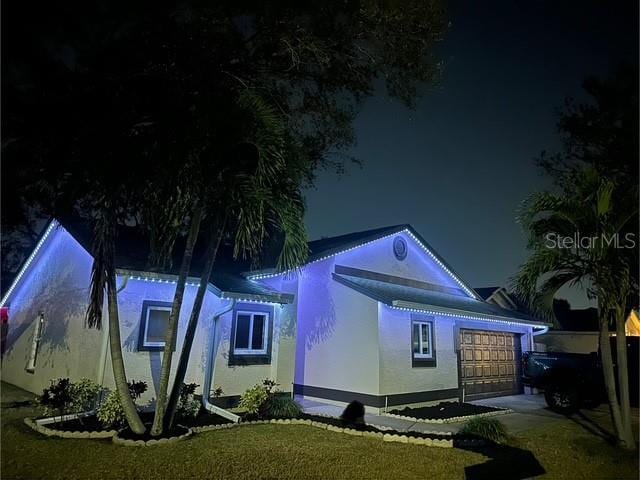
<box><xmin>538</xmin><ymin>65</ymin><xmax>639</xmax><ymax>192</ymax></box>
<box><xmin>2</xmin><ymin>0</ymin><xmax>446</xmax><ymax>284</ymax></box>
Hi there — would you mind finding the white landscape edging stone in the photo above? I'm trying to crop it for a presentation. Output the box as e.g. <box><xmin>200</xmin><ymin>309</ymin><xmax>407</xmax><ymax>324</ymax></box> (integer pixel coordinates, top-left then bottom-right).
<box><xmin>192</xmin><ymin>417</ymin><xmax>454</xmax><ymax>448</ymax></box>
<box><xmin>24</xmin><ymin>417</ymin><xmax>116</xmax><ymax>439</ymax></box>
<box><xmin>384</xmin><ymin>407</ymin><xmax>513</xmax><ymax>424</ymax></box>
<box><xmin>24</xmin><ymin>413</ymin><xmax>455</xmax><ymax>449</ymax></box>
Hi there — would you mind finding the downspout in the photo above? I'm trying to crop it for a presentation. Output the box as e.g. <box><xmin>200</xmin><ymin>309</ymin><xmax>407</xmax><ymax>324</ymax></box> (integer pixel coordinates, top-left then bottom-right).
<box><xmin>97</xmin><ymin>276</ymin><xmax>129</xmax><ymax>391</ymax></box>
<box><xmin>202</xmin><ymin>299</ymin><xmax>240</xmax><ymax>423</ymax></box>
<box><xmin>531</xmin><ymin>325</ymin><xmax>549</xmax><ymax>351</ymax></box>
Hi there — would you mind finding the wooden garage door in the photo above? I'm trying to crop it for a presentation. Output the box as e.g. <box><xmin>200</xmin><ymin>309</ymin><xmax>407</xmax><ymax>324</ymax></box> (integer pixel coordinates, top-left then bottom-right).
<box><xmin>459</xmin><ymin>329</ymin><xmax>522</xmax><ymax>399</ymax></box>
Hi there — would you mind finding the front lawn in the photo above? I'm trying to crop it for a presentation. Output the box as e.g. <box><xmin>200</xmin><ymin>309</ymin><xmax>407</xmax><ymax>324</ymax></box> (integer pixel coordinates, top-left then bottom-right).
<box><xmin>1</xmin><ymin>383</ymin><xmax>638</xmax><ymax>479</ymax></box>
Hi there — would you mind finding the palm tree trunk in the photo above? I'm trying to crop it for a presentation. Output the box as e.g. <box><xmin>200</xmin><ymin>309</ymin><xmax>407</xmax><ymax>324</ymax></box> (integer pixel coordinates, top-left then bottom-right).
<box><xmin>107</xmin><ymin>276</ymin><xmax>146</xmax><ymax>434</ymax></box>
<box><xmin>614</xmin><ymin>305</ymin><xmax>635</xmax><ymax>448</ymax></box>
<box><xmin>164</xmin><ymin>220</ymin><xmax>226</xmax><ymax>429</ymax></box>
<box><xmin>150</xmin><ymin>206</ymin><xmax>203</xmax><ymax>436</ymax></box>
<box><xmin>598</xmin><ymin>311</ymin><xmax>626</xmax><ymax>446</ymax></box>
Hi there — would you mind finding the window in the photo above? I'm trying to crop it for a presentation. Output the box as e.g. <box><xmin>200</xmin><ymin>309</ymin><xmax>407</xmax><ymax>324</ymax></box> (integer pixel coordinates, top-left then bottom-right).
<box><xmin>233</xmin><ymin>312</ymin><xmax>268</xmax><ymax>355</ymax></box>
<box><xmin>229</xmin><ymin>304</ymin><xmax>273</xmax><ymax>365</ymax></box>
<box><xmin>138</xmin><ymin>301</ymin><xmax>172</xmax><ymax>351</ymax></box>
<box><xmin>26</xmin><ymin>312</ymin><xmax>45</xmax><ymax>373</ymax></box>
<box><xmin>412</xmin><ymin>321</ymin><xmax>433</xmax><ymax>358</ymax></box>
<box><xmin>411</xmin><ymin>318</ymin><xmax>436</xmax><ymax>367</ymax></box>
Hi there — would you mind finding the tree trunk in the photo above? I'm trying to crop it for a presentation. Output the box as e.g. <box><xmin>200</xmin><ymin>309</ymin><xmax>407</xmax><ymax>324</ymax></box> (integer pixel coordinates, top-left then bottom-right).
<box><xmin>164</xmin><ymin>220</ymin><xmax>226</xmax><ymax>429</ymax></box>
<box><xmin>615</xmin><ymin>305</ymin><xmax>635</xmax><ymax>449</ymax></box>
<box><xmin>598</xmin><ymin>311</ymin><xmax>626</xmax><ymax>445</ymax></box>
<box><xmin>150</xmin><ymin>207</ymin><xmax>203</xmax><ymax>436</ymax></box>
<box><xmin>107</xmin><ymin>276</ymin><xmax>146</xmax><ymax>435</ymax></box>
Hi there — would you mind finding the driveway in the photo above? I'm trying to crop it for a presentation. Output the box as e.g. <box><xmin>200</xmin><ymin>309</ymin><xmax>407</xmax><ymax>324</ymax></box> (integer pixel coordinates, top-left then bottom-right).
<box><xmin>473</xmin><ymin>394</ymin><xmax>639</xmax><ymax>441</ymax></box>
<box><xmin>470</xmin><ymin>394</ymin><xmax>568</xmax><ymax>434</ymax></box>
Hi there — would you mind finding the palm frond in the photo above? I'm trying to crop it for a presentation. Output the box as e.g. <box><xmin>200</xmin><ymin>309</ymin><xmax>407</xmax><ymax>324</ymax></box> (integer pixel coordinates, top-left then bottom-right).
<box><xmin>86</xmin><ymin>210</ymin><xmax>116</xmax><ymax>329</ymax></box>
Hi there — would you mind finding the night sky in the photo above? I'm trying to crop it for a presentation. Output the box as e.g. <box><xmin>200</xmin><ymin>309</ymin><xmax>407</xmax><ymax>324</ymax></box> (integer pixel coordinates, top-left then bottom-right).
<box><xmin>304</xmin><ymin>0</ymin><xmax>638</xmax><ymax>306</ymax></box>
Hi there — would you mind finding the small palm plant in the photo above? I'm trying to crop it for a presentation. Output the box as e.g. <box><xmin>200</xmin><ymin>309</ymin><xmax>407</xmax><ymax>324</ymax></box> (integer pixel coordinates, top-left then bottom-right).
<box><xmin>514</xmin><ymin>168</ymin><xmax>637</xmax><ymax>449</ymax></box>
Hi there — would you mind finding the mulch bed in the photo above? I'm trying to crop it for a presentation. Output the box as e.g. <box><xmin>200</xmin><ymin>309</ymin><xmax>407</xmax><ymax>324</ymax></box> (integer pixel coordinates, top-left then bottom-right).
<box><xmin>118</xmin><ymin>424</ymin><xmax>190</xmax><ymax>441</ymax></box>
<box><xmin>38</xmin><ymin>415</ymin><xmax>105</xmax><ymax>432</ymax></box>
<box><xmin>183</xmin><ymin>411</ymin><xmax>232</xmax><ymax>428</ymax></box>
<box><xmin>38</xmin><ymin>409</ymin><xmax>230</xmax><ymax>433</ymax></box>
<box><xmin>389</xmin><ymin>402</ymin><xmax>503</xmax><ymax>420</ymax></box>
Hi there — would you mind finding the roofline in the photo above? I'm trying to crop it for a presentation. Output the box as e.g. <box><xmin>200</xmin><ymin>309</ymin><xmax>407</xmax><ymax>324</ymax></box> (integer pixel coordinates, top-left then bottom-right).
<box><xmin>485</xmin><ymin>286</ymin><xmax>519</xmax><ymax>310</ymax></box>
<box><xmin>0</xmin><ymin>219</ymin><xmax>60</xmax><ymax>307</ymax></box>
<box><xmin>116</xmin><ymin>269</ymin><xmax>294</xmax><ymax>304</ymax></box>
<box><xmin>391</xmin><ymin>300</ymin><xmax>550</xmax><ymax>328</ymax></box>
<box><xmin>247</xmin><ymin>225</ymin><xmax>482</xmax><ymax>300</ymax></box>
<box><xmin>332</xmin><ymin>272</ymin><xmax>548</xmax><ymax>328</ymax></box>
<box><xmin>0</xmin><ymin>220</ymin><xmax>292</xmax><ymax>308</ymax></box>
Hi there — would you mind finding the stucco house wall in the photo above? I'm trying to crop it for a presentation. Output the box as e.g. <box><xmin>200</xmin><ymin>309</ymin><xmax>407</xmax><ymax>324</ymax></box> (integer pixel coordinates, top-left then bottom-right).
<box><xmin>377</xmin><ymin>305</ymin><xmax>459</xmax><ymax>398</ymax></box>
<box><xmin>330</xmin><ymin>231</ymin><xmax>464</xmax><ymax>292</ymax></box>
<box><xmin>291</xmin><ymin>231</ymin><xmax>474</xmax><ymax>409</ymax></box>
<box><xmin>0</xmin><ymin>226</ymin><xmax>103</xmax><ymax>394</ymax></box>
<box><xmin>294</xmin><ymin>260</ymin><xmax>380</xmax><ymax>397</ymax></box>
<box><xmin>2</xmin><ymin>223</ymin><xmax>295</xmax><ymax>405</ymax></box>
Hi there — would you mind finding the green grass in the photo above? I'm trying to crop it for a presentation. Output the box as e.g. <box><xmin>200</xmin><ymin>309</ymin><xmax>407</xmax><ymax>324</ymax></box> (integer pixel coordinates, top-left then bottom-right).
<box><xmin>509</xmin><ymin>420</ymin><xmax>638</xmax><ymax>479</ymax></box>
<box><xmin>1</xmin><ymin>383</ymin><xmax>638</xmax><ymax>479</ymax></box>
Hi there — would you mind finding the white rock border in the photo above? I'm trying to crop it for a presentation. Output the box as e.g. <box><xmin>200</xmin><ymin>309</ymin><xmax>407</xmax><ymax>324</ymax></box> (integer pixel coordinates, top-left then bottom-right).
<box><xmin>384</xmin><ymin>407</ymin><xmax>513</xmax><ymax>424</ymax></box>
<box><xmin>24</xmin><ymin>414</ymin><xmax>458</xmax><ymax>449</ymax></box>
<box><xmin>193</xmin><ymin>417</ymin><xmax>454</xmax><ymax>448</ymax></box>
<box><xmin>24</xmin><ymin>417</ymin><xmax>116</xmax><ymax>439</ymax></box>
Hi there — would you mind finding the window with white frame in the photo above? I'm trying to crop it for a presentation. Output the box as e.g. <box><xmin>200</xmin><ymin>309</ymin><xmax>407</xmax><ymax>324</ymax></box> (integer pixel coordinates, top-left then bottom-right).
<box><xmin>138</xmin><ymin>302</ymin><xmax>172</xmax><ymax>350</ymax></box>
<box><xmin>26</xmin><ymin>312</ymin><xmax>45</xmax><ymax>372</ymax></box>
<box><xmin>412</xmin><ymin>320</ymin><xmax>433</xmax><ymax>359</ymax></box>
<box><xmin>233</xmin><ymin>311</ymin><xmax>269</xmax><ymax>355</ymax></box>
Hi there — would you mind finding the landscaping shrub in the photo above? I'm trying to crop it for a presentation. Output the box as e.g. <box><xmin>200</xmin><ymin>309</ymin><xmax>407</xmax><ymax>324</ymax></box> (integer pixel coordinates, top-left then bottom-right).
<box><xmin>239</xmin><ymin>384</ymin><xmax>269</xmax><ymax>415</ymax></box>
<box><xmin>39</xmin><ymin>378</ymin><xmax>73</xmax><ymax>417</ymax></box>
<box><xmin>176</xmin><ymin>383</ymin><xmax>201</xmax><ymax>420</ymax></box>
<box><xmin>96</xmin><ymin>391</ymin><xmax>126</xmax><ymax>428</ymax></box>
<box><xmin>459</xmin><ymin>417</ymin><xmax>508</xmax><ymax>444</ymax></box>
<box><xmin>69</xmin><ymin>378</ymin><xmax>102</xmax><ymax>414</ymax></box>
<box><xmin>38</xmin><ymin>378</ymin><xmax>103</xmax><ymax>420</ymax></box>
<box><xmin>212</xmin><ymin>386</ymin><xmax>224</xmax><ymax>398</ymax></box>
<box><xmin>127</xmin><ymin>380</ymin><xmax>148</xmax><ymax>400</ymax></box>
<box><xmin>97</xmin><ymin>380</ymin><xmax>148</xmax><ymax>429</ymax></box>
<box><xmin>260</xmin><ymin>396</ymin><xmax>302</xmax><ymax>419</ymax></box>
<box><xmin>239</xmin><ymin>379</ymin><xmax>294</xmax><ymax>417</ymax></box>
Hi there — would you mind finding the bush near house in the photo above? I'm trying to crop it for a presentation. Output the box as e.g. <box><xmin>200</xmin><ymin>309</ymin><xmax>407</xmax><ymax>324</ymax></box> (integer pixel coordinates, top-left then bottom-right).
<box><xmin>175</xmin><ymin>383</ymin><xmax>201</xmax><ymax>420</ymax></box>
<box><xmin>38</xmin><ymin>378</ymin><xmax>102</xmax><ymax>418</ymax></box>
<box><xmin>96</xmin><ymin>381</ymin><xmax>148</xmax><ymax>429</ymax></box>
<box><xmin>239</xmin><ymin>379</ymin><xmax>302</xmax><ymax>420</ymax></box>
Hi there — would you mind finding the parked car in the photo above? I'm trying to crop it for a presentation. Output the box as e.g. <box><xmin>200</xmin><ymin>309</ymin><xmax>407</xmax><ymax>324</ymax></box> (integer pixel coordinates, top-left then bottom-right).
<box><xmin>522</xmin><ymin>337</ymin><xmax>639</xmax><ymax>413</ymax></box>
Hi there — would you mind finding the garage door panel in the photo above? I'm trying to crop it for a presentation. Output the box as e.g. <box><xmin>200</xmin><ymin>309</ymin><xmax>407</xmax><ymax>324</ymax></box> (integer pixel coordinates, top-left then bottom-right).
<box><xmin>459</xmin><ymin>329</ymin><xmax>522</xmax><ymax>399</ymax></box>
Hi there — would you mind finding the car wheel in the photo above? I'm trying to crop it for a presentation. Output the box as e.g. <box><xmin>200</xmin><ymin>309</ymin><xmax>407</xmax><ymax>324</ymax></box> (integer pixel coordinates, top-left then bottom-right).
<box><xmin>544</xmin><ymin>386</ymin><xmax>579</xmax><ymax>414</ymax></box>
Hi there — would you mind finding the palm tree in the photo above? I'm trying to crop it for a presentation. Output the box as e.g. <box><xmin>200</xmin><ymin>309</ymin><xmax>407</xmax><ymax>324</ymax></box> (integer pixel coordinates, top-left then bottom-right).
<box><xmin>514</xmin><ymin>168</ymin><xmax>637</xmax><ymax>449</ymax></box>
<box><xmin>86</xmin><ymin>205</ymin><xmax>146</xmax><ymax>435</ymax></box>
<box><xmin>148</xmin><ymin>91</ymin><xmax>310</xmax><ymax>435</ymax></box>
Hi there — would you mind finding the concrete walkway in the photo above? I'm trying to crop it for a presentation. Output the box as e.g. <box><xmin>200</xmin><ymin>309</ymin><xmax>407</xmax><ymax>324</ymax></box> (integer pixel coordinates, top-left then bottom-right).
<box><xmin>299</xmin><ymin>393</ymin><xmax>625</xmax><ymax>436</ymax></box>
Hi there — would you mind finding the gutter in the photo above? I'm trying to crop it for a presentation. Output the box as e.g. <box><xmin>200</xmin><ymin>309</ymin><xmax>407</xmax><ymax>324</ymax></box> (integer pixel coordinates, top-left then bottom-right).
<box><xmin>532</xmin><ymin>326</ymin><xmax>549</xmax><ymax>336</ymax></box>
<box><xmin>392</xmin><ymin>300</ymin><xmax>550</xmax><ymax>328</ymax></box>
<box><xmin>202</xmin><ymin>299</ymin><xmax>240</xmax><ymax>423</ymax></box>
